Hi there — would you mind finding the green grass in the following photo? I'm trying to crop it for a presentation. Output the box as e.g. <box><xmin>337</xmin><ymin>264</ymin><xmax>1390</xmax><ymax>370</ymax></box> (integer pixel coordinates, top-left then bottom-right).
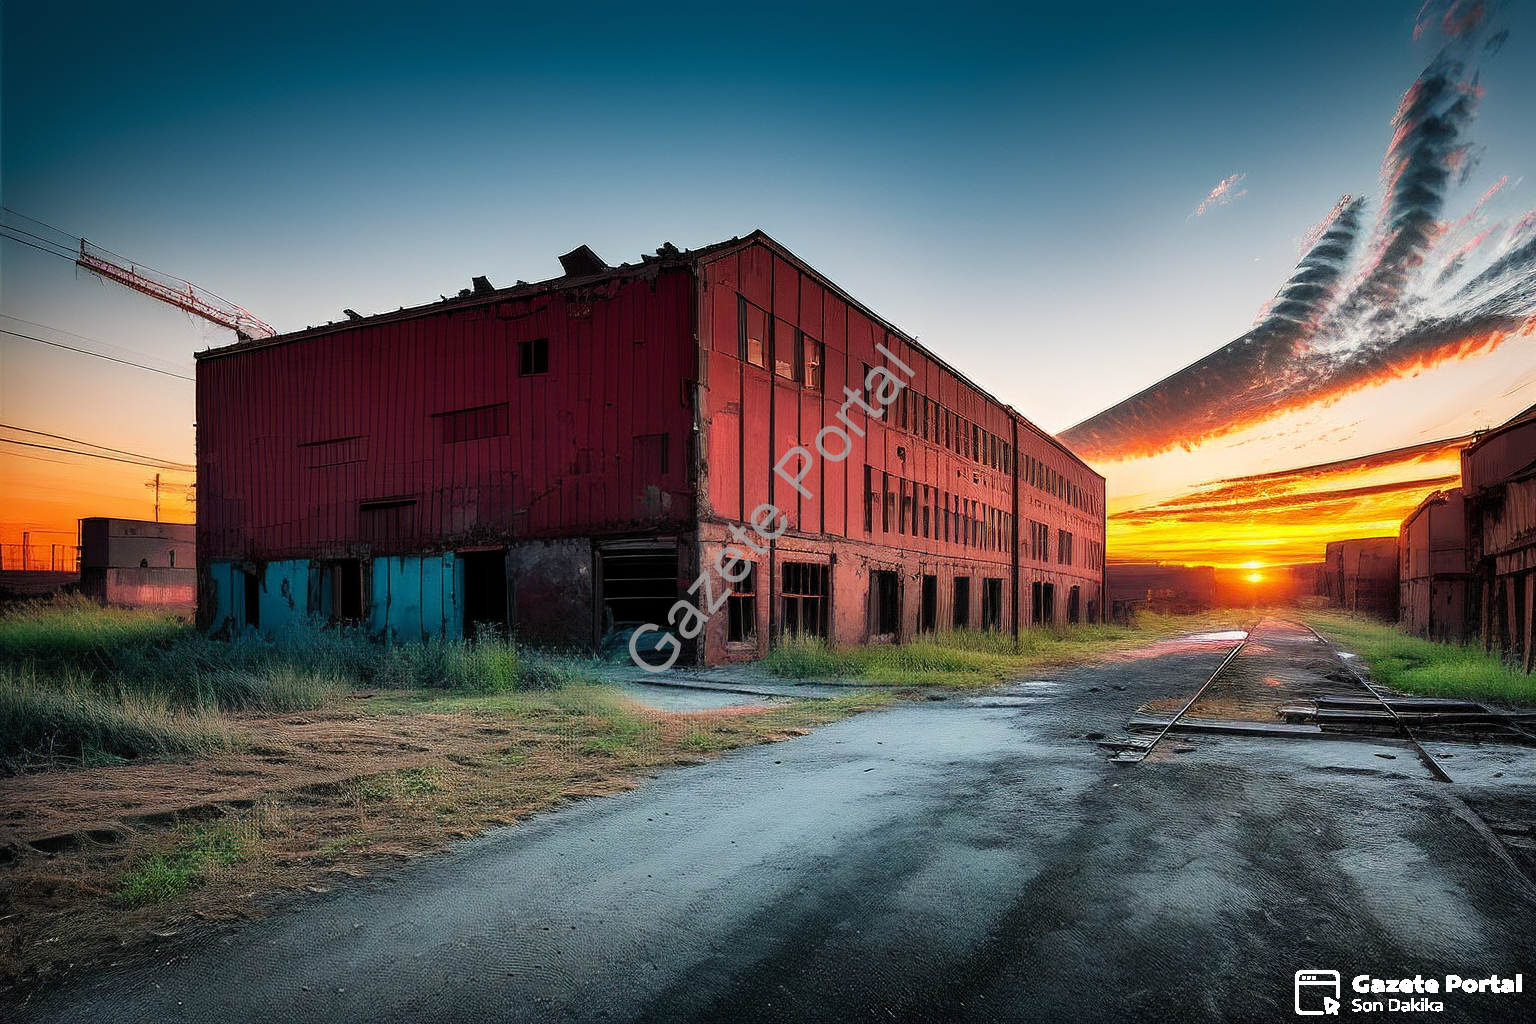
<box><xmin>0</xmin><ymin>665</ymin><xmax>237</xmax><ymax>771</ymax></box>
<box><xmin>0</xmin><ymin>597</ymin><xmax>583</xmax><ymax>773</ymax></box>
<box><xmin>1303</xmin><ymin>610</ymin><xmax>1536</xmax><ymax>705</ymax></box>
<box><xmin>116</xmin><ymin>821</ymin><xmax>257</xmax><ymax>905</ymax></box>
<box><xmin>762</xmin><ymin>613</ymin><xmax>1247</xmax><ymax>687</ymax></box>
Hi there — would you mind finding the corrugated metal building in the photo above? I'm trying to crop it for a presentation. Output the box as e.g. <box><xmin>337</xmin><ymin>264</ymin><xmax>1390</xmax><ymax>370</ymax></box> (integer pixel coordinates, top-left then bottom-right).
<box><xmin>78</xmin><ymin>518</ymin><xmax>196</xmax><ymax>613</ymax></box>
<box><xmin>1463</xmin><ymin>403</ymin><xmax>1536</xmax><ymax>670</ymax></box>
<box><xmin>195</xmin><ymin>232</ymin><xmax>1106</xmax><ymax>664</ymax></box>
<box><xmin>1323</xmin><ymin>537</ymin><xmax>1399</xmax><ymax>620</ymax></box>
<box><xmin>1398</xmin><ymin>489</ymin><xmax>1469</xmax><ymax>643</ymax></box>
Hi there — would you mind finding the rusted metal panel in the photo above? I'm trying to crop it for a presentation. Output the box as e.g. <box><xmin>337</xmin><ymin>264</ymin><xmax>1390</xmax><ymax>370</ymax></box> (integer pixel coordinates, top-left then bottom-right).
<box><xmin>197</xmin><ymin>268</ymin><xmax>698</xmax><ymax>568</ymax></box>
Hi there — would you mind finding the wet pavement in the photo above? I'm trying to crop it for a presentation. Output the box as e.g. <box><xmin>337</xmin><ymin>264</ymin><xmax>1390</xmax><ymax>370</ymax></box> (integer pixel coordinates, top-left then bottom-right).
<box><xmin>13</xmin><ymin>632</ymin><xmax>1536</xmax><ymax>1023</ymax></box>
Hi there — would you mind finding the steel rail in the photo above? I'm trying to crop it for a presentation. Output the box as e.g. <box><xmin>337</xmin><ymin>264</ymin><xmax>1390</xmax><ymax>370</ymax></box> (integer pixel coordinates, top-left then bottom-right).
<box><xmin>1292</xmin><ymin>619</ymin><xmax>1453</xmax><ymax>784</ymax></box>
<box><xmin>1125</xmin><ymin>629</ymin><xmax>1253</xmax><ymax>763</ymax></box>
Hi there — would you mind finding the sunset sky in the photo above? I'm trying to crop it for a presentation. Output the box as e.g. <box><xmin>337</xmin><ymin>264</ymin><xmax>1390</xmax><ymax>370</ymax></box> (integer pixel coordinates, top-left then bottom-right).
<box><xmin>4</xmin><ymin>0</ymin><xmax>1535</xmax><ymax>569</ymax></box>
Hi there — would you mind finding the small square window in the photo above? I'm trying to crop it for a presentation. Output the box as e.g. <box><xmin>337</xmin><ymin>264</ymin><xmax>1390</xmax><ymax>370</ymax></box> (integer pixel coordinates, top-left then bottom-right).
<box><xmin>519</xmin><ymin>338</ymin><xmax>549</xmax><ymax>375</ymax></box>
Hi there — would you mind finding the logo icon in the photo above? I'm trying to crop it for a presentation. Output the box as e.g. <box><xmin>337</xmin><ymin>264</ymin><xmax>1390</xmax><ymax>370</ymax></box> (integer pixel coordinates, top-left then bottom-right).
<box><xmin>1295</xmin><ymin>970</ymin><xmax>1341</xmax><ymax>1015</ymax></box>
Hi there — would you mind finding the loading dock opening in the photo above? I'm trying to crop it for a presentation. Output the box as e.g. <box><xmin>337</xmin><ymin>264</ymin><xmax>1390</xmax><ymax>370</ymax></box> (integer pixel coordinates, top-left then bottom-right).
<box><xmin>601</xmin><ymin>547</ymin><xmax>679</xmax><ymax>635</ymax></box>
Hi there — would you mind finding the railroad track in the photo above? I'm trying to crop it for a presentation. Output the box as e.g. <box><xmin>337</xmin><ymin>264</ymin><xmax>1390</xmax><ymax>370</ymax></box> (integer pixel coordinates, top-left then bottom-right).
<box><xmin>1291</xmin><ymin>618</ymin><xmax>1454</xmax><ymax>783</ymax></box>
<box><xmin>1117</xmin><ymin>618</ymin><xmax>1455</xmax><ymax>784</ymax></box>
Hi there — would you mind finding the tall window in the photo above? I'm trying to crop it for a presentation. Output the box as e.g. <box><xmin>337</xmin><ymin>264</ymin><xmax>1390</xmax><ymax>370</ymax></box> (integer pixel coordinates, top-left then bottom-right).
<box><xmin>863</xmin><ymin>465</ymin><xmax>875</xmax><ymax>533</ymax></box>
<box><xmin>781</xmin><ymin>562</ymin><xmax>829</xmax><ymax>639</ymax></box>
<box><xmin>728</xmin><ymin>564</ymin><xmax>757</xmax><ymax>642</ymax></box>
<box><xmin>739</xmin><ymin>297</ymin><xmax>767</xmax><ymax>367</ymax></box>
<box><xmin>803</xmin><ymin>335</ymin><xmax>823</xmax><ymax>389</ymax></box>
<box><xmin>773</xmin><ymin>318</ymin><xmax>798</xmax><ymax>380</ymax></box>
<box><xmin>1058</xmin><ymin>530</ymin><xmax>1074</xmax><ymax>566</ymax></box>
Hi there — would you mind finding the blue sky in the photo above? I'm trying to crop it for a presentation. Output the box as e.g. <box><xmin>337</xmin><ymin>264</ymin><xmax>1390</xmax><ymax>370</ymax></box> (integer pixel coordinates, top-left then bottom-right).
<box><xmin>4</xmin><ymin>0</ymin><xmax>1535</xmax><ymax>539</ymax></box>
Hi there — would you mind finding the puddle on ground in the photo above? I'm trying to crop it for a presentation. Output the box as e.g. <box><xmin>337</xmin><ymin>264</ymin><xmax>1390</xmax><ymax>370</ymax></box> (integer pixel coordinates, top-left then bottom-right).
<box><xmin>611</xmin><ymin>682</ymin><xmax>789</xmax><ymax>713</ymax></box>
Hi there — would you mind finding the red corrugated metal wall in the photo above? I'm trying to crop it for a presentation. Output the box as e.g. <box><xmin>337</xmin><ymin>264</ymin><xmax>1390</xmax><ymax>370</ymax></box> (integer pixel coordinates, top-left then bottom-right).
<box><xmin>197</xmin><ymin>268</ymin><xmax>697</xmax><ymax>561</ymax></box>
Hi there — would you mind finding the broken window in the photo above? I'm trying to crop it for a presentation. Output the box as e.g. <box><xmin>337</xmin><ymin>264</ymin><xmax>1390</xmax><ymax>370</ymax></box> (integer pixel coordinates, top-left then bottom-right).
<box><xmin>882</xmin><ymin>472</ymin><xmax>893</xmax><ymax>533</ymax></box>
<box><xmin>1058</xmin><ymin>530</ymin><xmax>1074</xmax><ymax>566</ymax></box>
<box><xmin>740</xmin><ymin>297</ymin><xmax>767</xmax><ymax>368</ymax></box>
<box><xmin>803</xmin><ymin>335</ymin><xmax>823</xmax><ymax>390</ymax></box>
<box><xmin>773</xmin><ymin>318</ymin><xmax>799</xmax><ymax>381</ymax></box>
<box><xmin>982</xmin><ymin>578</ymin><xmax>1003</xmax><ymax>632</ymax></box>
<box><xmin>518</xmin><ymin>337</ymin><xmax>549</xmax><ymax>376</ymax></box>
<box><xmin>437</xmin><ymin>403</ymin><xmax>509</xmax><ymax>443</ymax></box>
<box><xmin>728</xmin><ymin>563</ymin><xmax>757</xmax><ymax>643</ymax></box>
<box><xmin>953</xmin><ymin>576</ymin><xmax>971</xmax><ymax>629</ymax></box>
<box><xmin>780</xmin><ymin>562</ymin><xmax>829</xmax><ymax>639</ymax></box>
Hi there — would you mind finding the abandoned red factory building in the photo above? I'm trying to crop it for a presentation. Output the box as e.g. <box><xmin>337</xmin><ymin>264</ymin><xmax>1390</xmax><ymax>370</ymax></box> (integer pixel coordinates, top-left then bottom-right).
<box><xmin>195</xmin><ymin>232</ymin><xmax>1106</xmax><ymax>664</ymax></box>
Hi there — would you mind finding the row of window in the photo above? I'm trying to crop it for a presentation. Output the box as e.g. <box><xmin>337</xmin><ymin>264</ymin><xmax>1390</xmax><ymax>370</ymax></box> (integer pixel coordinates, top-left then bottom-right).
<box><xmin>863</xmin><ymin>467</ymin><xmax>1014</xmax><ymax>552</ymax></box>
<box><xmin>1023</xmin><ymin>454</ymin><xmax>1095</xmax><ymax>514</ymax></box>
<box><xmin>875</xmin><ymin>372</ymin><xmax>1011</xmax><ymax>473</ymax></box>
<box><xmin>862</xmin><ymin>465</ymin><xmax>1096</xmax><ymax>564</ymax></box>
<box><xmin>739</xmin><ymin>297</ymin><xmax>825</xmax><ymax>389</ymax></box>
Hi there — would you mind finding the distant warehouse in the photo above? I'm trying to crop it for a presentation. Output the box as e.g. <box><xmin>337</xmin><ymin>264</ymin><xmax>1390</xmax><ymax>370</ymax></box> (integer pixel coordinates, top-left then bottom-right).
<box><xmin>195</xmin><ymin>231</ymin><xmax>1106</xmax><ymax>664</ymax></box>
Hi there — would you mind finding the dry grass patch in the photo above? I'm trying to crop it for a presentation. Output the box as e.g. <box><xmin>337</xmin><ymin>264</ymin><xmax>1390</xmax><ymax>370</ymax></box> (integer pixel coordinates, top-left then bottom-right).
<box><xmin>0</xmin><ymin>686</ymin><xmax>888</xmax><ymax>996</ymax></box>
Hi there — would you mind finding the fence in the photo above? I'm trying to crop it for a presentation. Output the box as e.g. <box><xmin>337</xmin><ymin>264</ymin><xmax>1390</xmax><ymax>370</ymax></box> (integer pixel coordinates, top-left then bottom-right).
<box><xmin>0</xmin><ymin>543</ymin><xmax>81</xmax><ymax>573</ymax></box>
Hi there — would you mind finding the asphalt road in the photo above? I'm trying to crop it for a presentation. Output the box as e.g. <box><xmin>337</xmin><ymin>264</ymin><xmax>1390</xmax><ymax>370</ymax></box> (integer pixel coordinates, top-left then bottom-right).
<box><xmin>16</xmin><ymin>636</ymin><xmax>1536</xmax><ymax>1023</ymax></box>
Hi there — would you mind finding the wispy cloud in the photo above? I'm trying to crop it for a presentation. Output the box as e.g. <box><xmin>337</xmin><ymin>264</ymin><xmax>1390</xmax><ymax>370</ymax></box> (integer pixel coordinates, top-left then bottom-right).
<box><xmin>1063</xmin><ymin>9</ymin><xmax>1536</xmax><ymax>464</ymax></box>
<box><xmin>1191</xmin><ymin>172</ymin><xmax>1248</xmax><ymax>218</ymax></box>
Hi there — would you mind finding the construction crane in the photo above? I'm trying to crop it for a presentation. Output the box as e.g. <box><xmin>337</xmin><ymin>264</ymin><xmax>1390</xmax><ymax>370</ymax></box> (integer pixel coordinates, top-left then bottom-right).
<box><xmin>75</xmin><ymin>239</ymin><xmax>276</xmax><ymax>342</ymax></box>
<box><xmin>0</xmin><ymin>207</ymin><xmax>275</xmax><ymax>341</ymax></box>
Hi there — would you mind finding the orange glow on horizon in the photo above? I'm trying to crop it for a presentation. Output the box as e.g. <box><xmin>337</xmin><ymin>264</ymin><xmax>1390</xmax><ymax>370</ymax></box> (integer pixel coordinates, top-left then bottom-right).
<box><xmin>1103</xmin><ymin>439</ymin><xmax>1467</xmax><ymax>568</ymax></box>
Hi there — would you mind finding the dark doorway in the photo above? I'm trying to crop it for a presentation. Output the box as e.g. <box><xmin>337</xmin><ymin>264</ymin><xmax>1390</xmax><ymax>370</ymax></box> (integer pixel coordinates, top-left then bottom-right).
<box><xmin>242</xmin><ymin>568</ymin><xmax>260</xmax><ymax>628</ymax></box>
<box><xmin>462</xmin><ymin>550</ymin><xmax>509</xmax><ymax>638</ymax></box>
<box><xmin>920</xmin><ymin>574</ymin><xmax>938</xmax><ymax>632</ymax></box>
<box><xmin>1068</xmin><ymin>585</ymin><xmax>1081</xmax><ymax>625</ymax></box>
<box><xmin>982</xmin><ymin>578</ymin><xmax>1003</xmax><ymax>631</ymax></box>
<box><xmin>1042</xmin><ymin>582</ymin><xmax>1055</xmax><ymax>624</ymax></box>
<box><xmin>322</xmin><ymin>559</ymin><xmax>364</xmax><ymax>622</ymax></box>
<box><xmin>870</xmin><ymin>570</ymin><xmax>900</xmax><ymax>638</ymax></box>
<box><xmin>953</xmin><ymin>576</ymin><xmax>971</xmax><ymax>629</ymax></box>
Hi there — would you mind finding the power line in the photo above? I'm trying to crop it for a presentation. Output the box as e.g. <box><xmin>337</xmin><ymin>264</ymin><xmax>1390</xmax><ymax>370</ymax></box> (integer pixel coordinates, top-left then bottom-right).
<box><xmin>0</xmin><ymin>326</ymin><xmax>195</xmax><ymax>380</ymax></box>
<box><xmin>0</xmin><ymin>229</ymin><xmax>76</xmax><ymax>261</ymax></box>
<box><xmin>0</xmin><ymin>425</ymin><xmax>193</xmax><ymax>471</ymax></box>
<box><xmin>0</xmin><ymin>438</ymin><xmax>194</xmax><ymax>472</ymax></box>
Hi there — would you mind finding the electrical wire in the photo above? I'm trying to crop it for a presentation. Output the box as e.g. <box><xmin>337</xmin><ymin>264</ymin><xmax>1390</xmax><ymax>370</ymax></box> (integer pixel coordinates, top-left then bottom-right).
<box><xmin>0</xmin><ymin>425</ymin><xmax>193</xmax><ymax>471</ymax></box>
<box><xmin>0</xmin><ymin>438</ymin><xmax>193</xmax><ymax>472</ymax></box>
<box><xmin>0</xmin><ymin>327</ymin><xmax>195</xmax><ymax>380</ymax></box>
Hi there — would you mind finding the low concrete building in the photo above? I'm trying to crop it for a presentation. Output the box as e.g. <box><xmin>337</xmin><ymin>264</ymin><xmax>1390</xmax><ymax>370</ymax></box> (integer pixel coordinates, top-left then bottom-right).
<box><xmin>1398</xmin><ymin>489</ymin><xmax>1470</xmax><ymax>643</ymax></box>
<box><xmin>78</xmin><ymin>518</ymin><xmax>195</xmax><ymax>614</ymax></box>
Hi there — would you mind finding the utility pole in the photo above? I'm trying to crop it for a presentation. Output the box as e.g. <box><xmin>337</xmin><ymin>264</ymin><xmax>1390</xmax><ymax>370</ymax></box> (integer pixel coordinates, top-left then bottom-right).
<box><xmin>20</xmin><ymin>532</ymin><xmax>29</xmax><ymax>571</ymax></box>
<box><xmin>146</xmin><ymin>473</ymin><xmax>161</xmax><ymax>522</ymax></box>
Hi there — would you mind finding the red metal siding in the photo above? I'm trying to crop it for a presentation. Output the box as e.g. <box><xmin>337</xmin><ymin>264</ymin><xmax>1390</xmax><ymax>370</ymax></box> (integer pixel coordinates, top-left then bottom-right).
<box><xmin>197</xmin><ymin>269</ymin><xmax>697</xmax><ymax>561</ymax></box>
